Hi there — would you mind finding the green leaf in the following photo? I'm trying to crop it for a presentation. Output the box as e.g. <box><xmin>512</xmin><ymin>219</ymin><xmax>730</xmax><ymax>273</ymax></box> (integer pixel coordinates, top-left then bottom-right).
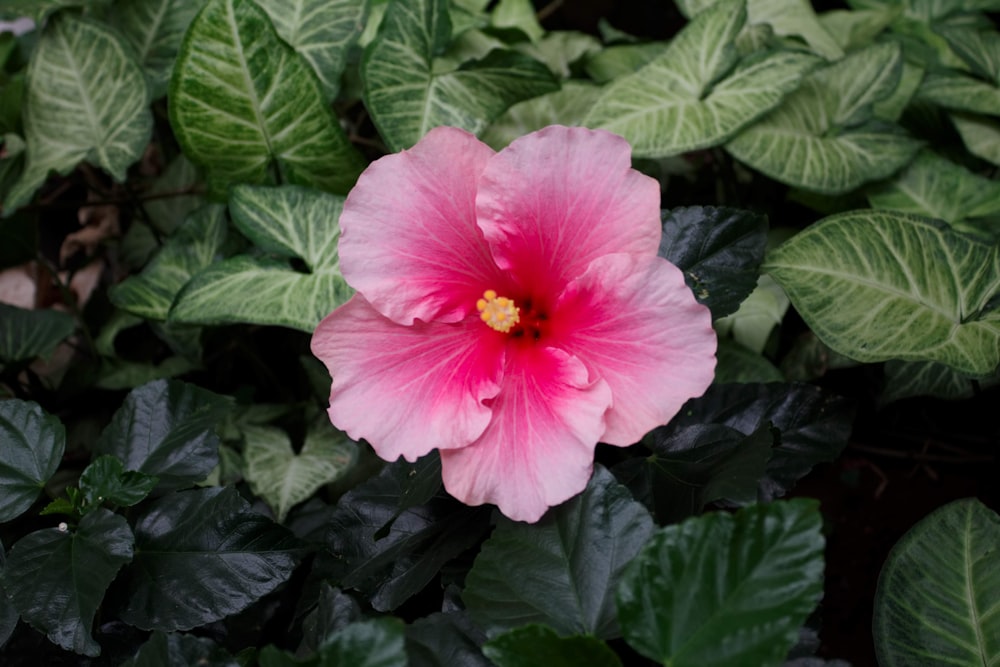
<box><xmin>714</xmin><ymin>274</ymin><xmax>790</xmax><ymax>354</ymax></box>
<box><xmin>728</xmin><ymin>42</ymin><xmax>921</xmax><ymax>193</ymax></box>
<box><xmin>300</xmin><ymin>584</ymin><xmax>362</xmax><ymax>654</ymax></box>
<box><xmin>0</xmin><ymin>0</ymin><xmax>110</xmax><ymax>26</ymax></box>
<box><xmin>243</xmin><ymin>422</ymin><xmax>357</xmax><ymax>522</ymax></box>
<box><xmin>0</xmin><ymin>303</ymin><xmax>75</xmax><ymax>364</ymax></box>
<box><xmin>169</xmin><ymin>0</ymin><xmax>364</xmax><ymax>195</ymax></box>
<box><xmin>953</xmin><ymin>112</ymin><xmax>1000</xmax><ymax>167</ymax></box>
<box><xmin>361</xmin><ymin>0</ymin><xmax>558</xmax><ymax>151</ymax></box>
<box><xmin>110</xmin><ymin>204</ymin><xmax>227</xmax><ymax>320</ymax></box>
<box><xmin>406</xmin><ymin>611</ymin><xmax>491</xmax><ymax>667</ymax></box>
<box><xmin>3</xmin><ymin>509</ymin><xmax>133</xmax><ymax>657</ymax></box>
<box><xmin>123</xmin><ymin>631</ymin><xmax>240</xmax><ymax>667</ymax></box>
<box><xmin>617</xmin><ymin>499</ymin><xmax>824</xmax><ymax>666</ymax></box>
<box><xmin>5</xmin><ymin>13</ymin><xmax>152</xmax><ymax>211</ymax></box>
<box><xmin>93</xmin><ymin>379</ymin><xmax>232</xmax><ymax>491</ymax></box>
<box><xmin>881</xmin><ymin>359</ymin><xmax>1000</xmax><ymax>403</ymax></box>
<box><xmin>491</xmin><ymin>0</ymin><xmax>543</xmax><ymax>42</ymax></box>
<box><xmin>714</xmin><ymin>338</ymin><xmax>784</xmax><ymax>383</ymax></box>
<box><xmin>319</xmin><ymin>618</ymin><xmax>407</xmax><ymax>667</ymax></box>
<box><xmin>614</xmin><ymin>423</ymin><xmax>772</xmax><ymax>524</ymax></box>
<box><xmin>917</xmin><ymin>71</ymin><xmax>1000</xmax><ymax>116</ymax></box>
<box><xmin>669</xmin><ymin>382</ymin><xmax>854</xmax><ymax>500</ymax></box>
<box><xmin>322</xmin><ymin>459</ymin><xmax>488</xmax><ymax>612</ymax></box>
<box><xmin>255</xmin><ymin>0</ymin><xmax>368</xmax><ymax>102</ymax></box>
<box><xmin>463</xmin><ymin>466</ymin><xmax>653</xmax><ymax>639</ymax></box>
<box><xmin>583</xmin><ymin>0</ymin><xmax>819</xmax><ymax>158</ymax></box>
<box><xmin>764</xmin><ymin>210</ymin><xmax>1000</xmax><ymax>375</ymax></box>
<box><xmin>481</xmin><ymin>82</ymin><xmax>601</xmax><ymax>150</ymax></box>
<box><xmin>515</xmin><ymin>31</ymin><xmax>601</xmax><ymax>79</ymax></box>
<box><xmin>117</xmin><ymin>486</ymin><xmax>303</xmax><ymax>631</ymax></box>
<box><xmin>483</xmin><ymin>625</ymin><xmax>623</xmax><ymax>667</ymax></box>
<box><xmin>79</xmin><ymin>455</ymin><xmax>158</xmax><ymax>509</ymax></box>
<box><xmin>867</xmin><ymin>150</ymin><xmax>1000</xmax><ymax>239</ymax></box>
<box><xmin>938</xmin><ymin>24</ymin><xmax>1000</xmax><ymax>84</ymax></box>
<box><xmin>169</xmin><ymin>184</ymin><xmax>351</xmax><ymax>331</ymax></box>
<box><xmin>0</xmin><ymin>399</ymin><xmax>65</xmax><ymax>523</ymax></box>
<box><xmin>818</xmin><ymin>8</ymin><xmax>896</xmax><ymax>52</ymax></box>
<box><xmin>658</xmin><ymin>206</ymin><xmax>769</xmax><ymax>320</ymax></box>
<box><xmin>584</xmin><ymin>42</ymin><xmax>668</xmax><ymax>84</ymax></box>
<box><xmin>0</xmin><ymin>541</ymin><xmax>16</xmax><ymax>649</ymax></box>
<box><xmin>110</xmin><ymin>0</ymin><xmax>204</xmax><ymax>98</ymax></box>
<box><xmin>874</xmin><ymin>498</ymin><xmax>1000</xmax><ymax>667</ymax></box>
<box><xmin>143</xmin><ymin>155</ymin><xmax>206</xmax><ymax>235</ymax></box>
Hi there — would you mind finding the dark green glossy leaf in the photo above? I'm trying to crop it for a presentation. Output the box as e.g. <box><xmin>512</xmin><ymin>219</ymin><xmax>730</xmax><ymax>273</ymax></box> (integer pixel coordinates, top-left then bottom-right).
<box><xmin>0</xmin><ymin>540</ymin><xmax>18</xmax><ymax>648</ymax></box>
<box><xmin>463</xmin><ymin>466</ymin><xmax>653</xmax><ymax>639</ymax></box>
<box><xmin>3</xmin><ymin>509</ymin><xmax>134</xmax><ymax>656</ymax></box>
<box><xmin>658</xmin><ymin>206</ymin><xmax>769</xmax><ymax>320</ymax></box>
<box><xmin>261</xmin><ymin>618</ymin><xmax>406</xmax><ymax>667</ymax></box>
<box><xmin>0</xmin><ymin>399</ymin><xmax>65</xmax><ymax>523</ymax></box>
<box><xmin>614</xmin><ymin>423</ymin><xmax>773</xmax><ymax>525</ymax></box>
<box><xmin>483</xmin><ymin>625</ymin><xmax>622</xmax><ymax>667</ymax></box>
<box><xmin>122</xmin><ymin>631</ymin><xmax>239</xmax><ymax>667</ymax></box>
<box><xmin>617</xmin><ymin>499</ymin><xmax>824</xmax><ymax>666</ymax></box>
<box><xmin>118</xmin><ymin>486</ymin><xmax>304</xmax><ymax>631</ymax></box>
<box><xmin>875</xmin><ymin>498</ymin><xmax>1000</xmax><ymax>667</ymax></box>
<box><xmin>93</xmin><ymin>379</ymin><xmax>231</xmax><ymax>491</ymax></box>
<box><xmin>0</xmin><ymin>303</ymin><xmax>75</xmax><ymax>364</ymax></box>
<box><xmin>300</xmin><ymin>584</ymin><xmax>362</xmax><ymax>654</ymax></box>
<box><xmin>671</xmin><ymin>383</ymin><xmax>854</xmax><ymax>500</ymax></box>
<box><xmin>79</xmin><ymin>455</ymin><xmax>158</xmax><ymax>509</ymax></box>
<box><xmin>406</xmin><ymin>611</ymin><xmax>490</xmax><ymax>667</ymax></box>
<box><xmin>715</xmin><ymin>338</ymin><xmax>784</xmax><ymax>383</ymax></box>
<box><xmin>323</xmin><ymin>460</ymin><xmax>489</xmax><ymax>612</ymax></box>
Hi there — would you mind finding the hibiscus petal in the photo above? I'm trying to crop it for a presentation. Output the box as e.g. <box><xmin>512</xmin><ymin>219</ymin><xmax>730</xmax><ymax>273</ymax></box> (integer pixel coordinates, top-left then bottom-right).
<box><xmin>552</xmin><ymin>253</ymin><xmax>717</xmax><ymax>446</ymax></box>
<box><xmin>440</xmin><ymin>346</ymin><xmax>612</xmax><ymax>523</ymax></box>
<box><xmin>476</xmin><ymin>125</ymin><xmax>661</xmax><ymax>292</ymax></box>
<box><xmin>311</xmin><ymin>295</ymin><xmax>506</xmax><ymax>462</ymax></box>
<box><xmin>338</xmin><ymin>127</ymin><xmax>506</xmax><ymax>325</ymax></box>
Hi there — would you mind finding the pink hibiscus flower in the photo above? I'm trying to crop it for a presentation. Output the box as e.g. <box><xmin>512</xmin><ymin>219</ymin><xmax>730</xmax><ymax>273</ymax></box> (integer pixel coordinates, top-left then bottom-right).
<box><xmin>311</xmin><ymin>125</ymin><xmax>716</xmax><ymax>522</ymax></box>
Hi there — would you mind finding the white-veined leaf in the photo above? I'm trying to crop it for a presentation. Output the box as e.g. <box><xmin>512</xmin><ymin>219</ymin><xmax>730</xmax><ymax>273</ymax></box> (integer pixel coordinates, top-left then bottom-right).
<box><xmin>111</xmin><ymin>0</ymin><xmax>204</xmax><ymax>98</ymax></box>
<box><xmin>5</xmin><ymin>13</ymin><xmax>152</xmax><ymax>212</ymax></box>
<box><xmin>765</xmin><ymin>210</ymin><xmax>1000</xmax><ymax>375</ymax></box>
<box><xmin>243</xmin><ymin>422</ymin><xmax>357</xmax><ymax>522</ymax></box>
<box><xmin>727</xmin><ymin>42</ymin><xmax>920</xmax><ymax>193</ymax></box>
<box><xmin>255</xmin><ymin>0</ymin><xmax>369</xmax><ymax>102</ymax></box>
<box><xmin>881</xmin><ymin>359</ymin><xmax>1000</xmax><ymax>403</ymax></box>
<box><xmin>169</xmin><ymin>0</ymin><xmax>365</xmax><ymax>195</ymax></box>
<box><xmin>953</xmin><ymin>112</ymin><xmax>1000</xmax><ymax>166</ymax></box>
<box><xmin>170</xmin><ymin>184</ymin><xmax>351</xmax><ymax>332</ymax></box>
<box><xmin>361</xmin><ymin>0</ymin><xmax>558</xmax><ymax>151</ymax></box>
<box><xmin>583</xmin><ymin>0</ymin><xmax>819</xmax><ymax>158</ymax></box>
<box><xmin>481</xmin><ymin>82</ymin><xmax>601</xmax><ymax>150</ymax></box>
<box><xmin>917</xmin><ymin>71</ymin><xmax>1000</xmax><ymax>116</ymax></box>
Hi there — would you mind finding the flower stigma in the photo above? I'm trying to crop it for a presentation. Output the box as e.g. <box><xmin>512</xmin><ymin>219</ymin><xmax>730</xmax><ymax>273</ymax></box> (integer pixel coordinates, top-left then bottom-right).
<box><xmin>476</xmin><ymin>289</ymin><xmax>520</xmax><ymax>333</ymax></box>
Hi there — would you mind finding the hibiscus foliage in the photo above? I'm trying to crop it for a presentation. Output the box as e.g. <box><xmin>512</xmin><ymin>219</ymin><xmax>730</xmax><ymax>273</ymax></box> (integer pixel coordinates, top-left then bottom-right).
<box><xmin>0</xmin><ymin>0</ymin><xmax>999</xmax><ymax>665</ymax></box>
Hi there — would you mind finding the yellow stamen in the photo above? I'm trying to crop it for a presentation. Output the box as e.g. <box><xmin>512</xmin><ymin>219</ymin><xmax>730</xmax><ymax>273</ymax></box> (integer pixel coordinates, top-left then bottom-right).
<box><xmin>476</xmin><ymin>289</ymin><xmax>520</xmax><ymax>333</ymax></box>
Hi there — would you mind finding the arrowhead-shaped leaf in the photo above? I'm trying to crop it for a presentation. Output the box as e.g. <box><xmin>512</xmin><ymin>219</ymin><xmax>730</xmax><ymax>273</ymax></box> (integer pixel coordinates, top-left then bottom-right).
<box><xmin>169</xmin><ymin>184</ymin><xmax>351</xmax><ymax>331</ymax></box>
<box><xmin>727</xmin><ymin>42</ymin><xmax>921</xmax><ymax>193</ymax></box>
<box><xmin>3</xmin><ymin>510</ymin><xmax>134</xmax><ymax>657</ymax></box>
<box><xmin>169</xmin><ymin>0</ymin><xmax>365</xmax><ymax>195</ymax></box>
<box><xmin>0</xmin><ymin>304</ymin><xmax>75</xmax><ymax>364</ymax></box>
<box><xmin>463</xmin><ymin>466</ymin><xmax>653</xmax><ymax>639</ymax></box>
<box><xmin>584</xmin><ymin>0</ymin><xmax>819</xmax><ymax>158</ymax></box>
<box><xmin>5</xmin><ymin>13</ymin><xmax>152</xmax><ymax>211</ymax></box>
<box><xmin>110</xmin><ymin>205</ymin><xmax>227</xmax><ymax>320</ymax></box>
<box><xmin>617</xmin><ymin>499</ymin><xmax>824</xmax><ymax>666</ymax></box>
<box><xmin>93</xmin><ymin>379</ymin><xmax>232</xmax><ymax>491</ymax></box>
<box><xmin>243</xmin><ymin>422</ymin><xmax>357</xmax><ymax>522</ymax></box>
<box><xmin>110</xmin><ymin>0</ymin><xmax>204</xmax><ymax>98</ymax></box>
<box><xmin>765</xmin><ymin>210</ymin><xmax>1000</xmax><ymax>375</ymax></box>
<box><xmin>874</xmin><ymin>499</ymin><xmax>1000</xmax><ymax>666</ymax></box>
<box><xmin>362</xmin><ymin>0</ymin><xmax>558</xmax><ymax>151</ymax></box>
<box><xmin>0</xmin><ymin>399</ymin><xmax>65</xmax><ymax>523</ymax></box>
<box><xmin>255</xmin><ymin>0</ymin><xmax>369</xmax><ymax>102</ymax></box>
<box><xmin>117</xmin><ymin>486</ymin><xmax>304</xmax><ymax>631</ymax></box>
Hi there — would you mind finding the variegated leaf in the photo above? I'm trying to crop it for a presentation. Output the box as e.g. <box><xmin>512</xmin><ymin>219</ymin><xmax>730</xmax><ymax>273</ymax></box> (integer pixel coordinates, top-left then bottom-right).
<box><xmin>111</xmin><ymin>0</ymin><xmax>204</xmax><ymax>98</ymax></box>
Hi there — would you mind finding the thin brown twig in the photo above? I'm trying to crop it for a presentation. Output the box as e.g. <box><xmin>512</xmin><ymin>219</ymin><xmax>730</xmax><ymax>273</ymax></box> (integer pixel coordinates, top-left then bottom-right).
<box><xmin>536</xmin><ymin>0</ymin><xmax>564</xmax><ymax>22</ymax></box>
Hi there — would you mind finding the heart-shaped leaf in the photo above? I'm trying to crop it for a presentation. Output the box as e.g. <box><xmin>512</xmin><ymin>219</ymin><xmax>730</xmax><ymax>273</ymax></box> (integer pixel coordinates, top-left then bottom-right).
<box><xmin>110</xmin><ymin>0</ymin><xmax>203</xmax><ymax>98</ymax></box>
<box><xmin>243</xmin><ymin>422</ymin><xmax>357</xmax><ymax>522</ymax></box>
<box><xmin>0</xmin><ymin>399</ymin><xmax>65</xmax><ymax>523</ymax></box>
<box><xmin>170</xmin><ymin>185</ymin><xmax>352</xmax><ymax>332</ymax></box>
<box><xmin>169</xmin><ymin>0</ymin><xmax>365</xmax><ymax>195</ymax></box>
<box><xmin>93</xmin><ymin>379</ymin><xmax>232</xmax><ymax>491</ymax></box>
<box><xmin>727</xmin><ymin>42</ymin><xmax>921</xmax><ymax>193</ymax></box>
<box><xmin>117</xmin><ymin>486</ymin><xmax>304</xmax><ymax>631</ymax></box>
<box><xmin>584</xmin><ymin>0</ymin><xmax>819</xmax><ymax>158</ymax></box>
<box><xmin>362</xmin><ymin>0</ymin><xmax>558</xmax><ymax>151</ymax></box>
<box><xmin>0</xmin><ymin>304</ymin><xmax>75</xmax><ymax>365</ymax></box>
<box><xmin>765</xmin><ymin>210</ymin><xmax>1000</xmax><ymax>375</ymax></box>
<box><xmin>617</xmin><ymin>499</ymin><xmax>824</xmax><ymax>666</ymax></box>
<box><xmin>463</xmin><ymin>466</ymin><xmax>653</xmax><ymax>639</ymax></box>
<box><xmin>874</xmin><ymin>498</ymin><xmax>1000</xmax><ymax>666</ymax></box>
<box><xmin>5</xmin><ymin>13</ymin><xmax>152</xmax><ymax>211</ymax></box>
<box><xmin>3</xmin><ymin>510</ymin><xmax>134</xmax><ymax>657</ymax></box>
